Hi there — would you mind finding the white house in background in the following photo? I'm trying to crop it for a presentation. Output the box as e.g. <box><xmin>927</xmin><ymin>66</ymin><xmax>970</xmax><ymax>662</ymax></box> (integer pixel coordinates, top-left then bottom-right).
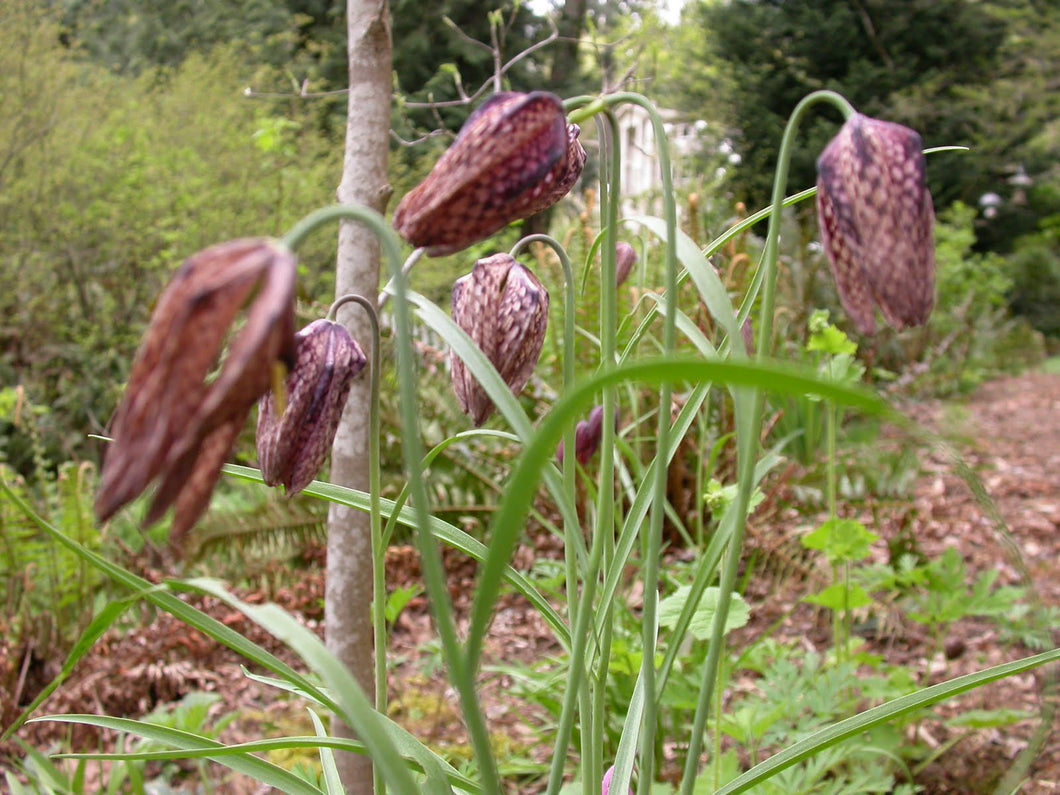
<box><xmin>613</xmin><ymin>103</ymin><xmax>704</xmax><ymax>208</ymax></box>
<box><xmin>612</xmin><ymin>103</ymin><xmax>735</xmax><ymax>216</ymax></box>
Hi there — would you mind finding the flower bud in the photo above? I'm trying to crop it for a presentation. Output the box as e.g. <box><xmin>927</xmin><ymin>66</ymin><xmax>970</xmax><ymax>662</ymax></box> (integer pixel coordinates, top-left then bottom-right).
<box><xmin>815</xmin><ymin>112</ymin><xmax>935</xmax><ymax>334</ymax></box>
<box><xmin>615</xmin><ymin>242</ymin><xmax>637</xmax><ymax>287</ymax></box>
<box><xmin>602</xmin><ymin>766</ymin><xmax>633</xmax><ymax>795</ymax></box>
<box><xmin>394</xmin><ymin>91</ymin><xmax>587</xmax><ymax>256</ymax></box>
<box><xmin>96</xmin><ymin>238</ymin><xmax>297</xmax><ymax>544</ymax></box>
<box><xmin>556</xmin><ymin>405</ymin><xmax>619</xmax><ymax>466</ymax></box>
<box><xmin>451</xmin><ymin>253</ymin><xmax>549</xmax><ymax>426</ymax></box>
<box><xmin>256</xmin><ymin>319</ymin><xmax>367</xmax><ymax>496</ymax></box>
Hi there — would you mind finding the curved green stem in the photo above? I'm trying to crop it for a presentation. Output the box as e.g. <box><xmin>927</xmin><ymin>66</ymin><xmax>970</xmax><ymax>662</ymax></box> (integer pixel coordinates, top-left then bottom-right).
<box><xmin>563</xmin><ymin>90</ymin><xmax>681</xmax><ymax>795</ymax></box>
<box><xmin>609</xmin><ymin>92</ymin><xmax>678</xmax><ymax>795</ymax></box>
<box><xmin>283</xmin><ymin>204</ymin><xmax>502</xmax><ymax>794</ymax></box>
<box><xmin>327</xmin><ymin>292</ymin><xmax>386</xmax><ymax>795</ymax></box>
<box><xmin>377</xmin><ymin>247</ymin><xmax>425</xmax><ymax>309</ymax></box>
<box><xmin>562</xmin><ymin>90</ymin><xmax>680</xmax><ymax>795</ymax></box>
<box><xmin>529</xmin><ymin>127</ymin><xmax>613</xmax><ymax>793</ymax></box>
<box><xmin>510</xmin><ymin>231</ymin><xmax>594</xmax><ymax>794</ymax></box>
<box><xmin>679</xmin><ymin>90</ymin><xmax>856</xmax><ymax>795</ymax></box>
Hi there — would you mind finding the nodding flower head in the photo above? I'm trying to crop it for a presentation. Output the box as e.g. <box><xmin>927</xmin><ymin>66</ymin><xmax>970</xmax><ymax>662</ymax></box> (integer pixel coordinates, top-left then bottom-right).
<box><xmin>602</xmin><ymin>766</ymin><xmax>633</xmax><ymax>795</ymax></box>
<box><xmin>614</xmin><ymin>242</ymin><xmax>637</xmax><ymax>287</ymax></box>
<box><xmin>95</xmin><ymin>238</ymin><xmax>297</xmax><ymax>545</ymax></box>
<box><xmin>450</xmin><ymin>253</ymin><xmax>549</xmax><ymax>426</ymax></box>
<box><xmin>393</xmin><ymin>91</ymin><xmax>586</xmax><ymax>256</ymax></box>
<box><xmin>815</xmin><ymin>112</ymin><xmax>935</xmax><ymax>335</ymax></box>
<box><xmin>256</xmin><ymin>318</ymin><xmax>367</xmax><ymax>496</ymax></box>
<box><xmin>557</xmin><ymin>405</ymin><xmax>619</xmax><ymax>466</ymax></box>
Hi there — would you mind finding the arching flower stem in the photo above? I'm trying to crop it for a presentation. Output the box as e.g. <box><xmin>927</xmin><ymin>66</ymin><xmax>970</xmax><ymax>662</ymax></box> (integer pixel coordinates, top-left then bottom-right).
<box><xmin>679</xmin><ymin>89</ymin><xmax>857</xmax><ymax>795</ymax></box>
<box><xmin>282</xmin><ymin>203</ymin><xmax>503</xmax><ymax>795</ymax></box>
<box><xmin>553</xmin><ymin>92</ymin><xmax>680</xmax><ymax>795</ymax></box>
<box><xmin>325</xmin><ymin>292</ymin><xmax>386</xmax><ymax>793</ymax></box>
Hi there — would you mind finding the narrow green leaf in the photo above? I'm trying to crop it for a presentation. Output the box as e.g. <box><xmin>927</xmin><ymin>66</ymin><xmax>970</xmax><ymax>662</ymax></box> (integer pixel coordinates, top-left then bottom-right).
<box><xmin>3</xmin><ymin>599</ymin><xmax>132</xmax><ymax>741</ymax></box>
<box><xmin>468</xmin><ymin>356</ymin><xmax>890</xmax><ymax>669</ymax></box>
<box><xmin>178</xmin><ymin>578</ymin><xmax>423</xmax><ymax>794</ymax></box>
<box><xmin>628</xmin><ymin>215</ymin><xmax>740</xmax><ymax>344</ymax></box>
<box><xmin>714</xmin><ymin>648</ymin><xmax>1060</xmax><ymax>795</ymax></box>
<box><xmin>307</xmin><ymin>709</ymin><xmax>343</xmax><ymax>794</ymax></box>
<box><xmin>0</xmin><ymin>478</ymin><xmax>338</xmax><ymax>714</ymax></box>
<box><xmin>32</xmin><ymin>715</ymin><xmax>324</xmax><ymax>795</ymax></box>
<box><xmin>12</xmin><ymin>740</ymin><xmax>72</xmax><ymax>792</ymax></box>
<box><xmin>221</xmin><ymin>464</ymin><xmax>571</xmax><ymax>649</ymax></box>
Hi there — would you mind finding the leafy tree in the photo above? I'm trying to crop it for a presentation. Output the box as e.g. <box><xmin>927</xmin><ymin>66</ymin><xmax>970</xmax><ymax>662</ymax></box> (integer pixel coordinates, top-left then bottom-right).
<box><xmin>0</xmin><ymin>1</ymin><xmax>340</xmax><ymax>467</ymax></box>
<box><xmin>389</xmin><ymin>0</ymin><xmax>549</xmax><ymax>142</ymax></box>
<box><xmin>695</xmin><ymin>0</ymin><xmax>1008</xmax><ymax>210</ymax></box>
<box><xmin>51</xmin><ymin>0</ymin><xmax>341</xmax><ymax>79</ymax></box>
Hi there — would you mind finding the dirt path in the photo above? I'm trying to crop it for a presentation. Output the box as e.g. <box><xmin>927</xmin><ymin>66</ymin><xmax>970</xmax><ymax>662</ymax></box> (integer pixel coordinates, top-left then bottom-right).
<box><xmin>2</xmin><ymin>371</ymin><xmax>1058</xmax><ymax>793</ymax></box>
<box><xmin>736</xmin><ymin>370</ymin><xmax>1060</xmax><ymax>793</ymax></box>
<box><xmin>908</xmin><ymin>371</ymin><xmax>1060</xmax><ymax>793</ymax></box>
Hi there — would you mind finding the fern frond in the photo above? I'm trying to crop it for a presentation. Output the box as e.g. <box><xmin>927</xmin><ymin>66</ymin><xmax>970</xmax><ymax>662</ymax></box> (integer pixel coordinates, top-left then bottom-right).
<box><xmin>185</xmin><ymin>497</ymin><xmax>328</xmax><ymax>567</ymax></box>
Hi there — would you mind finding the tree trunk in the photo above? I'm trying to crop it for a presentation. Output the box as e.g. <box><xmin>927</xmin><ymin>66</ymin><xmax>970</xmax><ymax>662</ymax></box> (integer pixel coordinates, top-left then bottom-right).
<box><xmin>328</xmin><ymin>2</ymin><xmax>391</xmax><ymax>793</ymax></box>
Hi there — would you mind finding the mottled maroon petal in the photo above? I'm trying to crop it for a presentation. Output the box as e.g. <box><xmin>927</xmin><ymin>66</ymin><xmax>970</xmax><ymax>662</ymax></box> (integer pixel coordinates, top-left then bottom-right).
<box><xmin>451</xmin><ymin>254</ymin><xmax>549</xmax><ymax>426</ymax></box>
<box><xmin>394</xmin><ymin>92</ymin><xmax>586</xmax><ymax>256</ymax></box>
<box><xmin>815</xmin><ymin>113</ymin><xmax>935</xmax><ymax>334</ymax></box>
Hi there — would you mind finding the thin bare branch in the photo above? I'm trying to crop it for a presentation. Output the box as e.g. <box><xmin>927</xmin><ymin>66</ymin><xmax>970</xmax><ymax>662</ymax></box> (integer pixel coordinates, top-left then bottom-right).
<box><xmin>500</xmin><ymin>15</ymin><xmax>560</xmax><ymax>77</ymax></box>
<box><xmin>442</xmin><ymin>14</ymin><xmax>494</xmax><ymax>54</ymax></box>
<box><xmin>389</xmin><ymin>128</ymin><xmax>451</xmax><ymax>147</ymax></box>
<box><xmin>243</xmin><ymin>85</ymin><xmax>350</xmax><ymax>100</ymax></box>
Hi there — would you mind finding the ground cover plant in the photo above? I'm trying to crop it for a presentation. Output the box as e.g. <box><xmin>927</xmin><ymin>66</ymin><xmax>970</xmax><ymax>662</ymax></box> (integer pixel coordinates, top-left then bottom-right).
<box><xmin>2</xmin><ymin>6</ymin><xmax>1059</xmax><ymax>795</ymax></box>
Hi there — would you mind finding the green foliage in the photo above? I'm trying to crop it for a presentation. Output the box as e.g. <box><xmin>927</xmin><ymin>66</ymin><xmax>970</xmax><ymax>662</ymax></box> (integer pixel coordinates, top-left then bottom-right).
<box><xmin>390</xmin><ymin>0</ymin><xmax>547</xmax><ymax>138</ymax></box>
<box><xmin>708</xmin><ymin>649</ymin><xmax>916</xmax><ymax>795</ymax></box>
<box><xmin>0</xmin><ymin>1</ymin><xmax>341</xmax><ymax>464</ymax></box>
<box><xmin>772</xmin><ymin>311</ymin><xmax>864</xmax><ymax>467</ymax></box>
<box><xmin>55</xmin><ymin>0</ymin><xmax>349</xmax><ymax>106</ymax></box>
<box><xmin>1007</xmin><ymin>220</ymin><xmax>1060</xmax><ymax>338</ymax></box>
<box><xmin>658</xmin><ymin>586</ymin><xmax>749</xmax><ymax>642</ymax></box>
<box><xmin>2</xmin><ymin>18</ymin><xmax>1056</xmax><ymax>790</ymax></box>
<box><xmin>697</xmin><ymin>0</ymin><xmax>1007</xmax><ymax>209</ymax></box>
<box><xmin>802</xmin><ymin>518</ymin><xmax>878</xmax><ymax>567</ymax></box>
<box><xmin>0</xmin><ymin>460</ymin><xmax>102</xmax><ymax>661</ymax></box>
<box><xmin>904</xmin><ymin>202</ymin><xmax>1044</xmax><ymax>394</ymax></box>
<box><xmin>902</xmin><ymin>548</ymin><xmax>1024</xmax><ymax>630</ymax></box>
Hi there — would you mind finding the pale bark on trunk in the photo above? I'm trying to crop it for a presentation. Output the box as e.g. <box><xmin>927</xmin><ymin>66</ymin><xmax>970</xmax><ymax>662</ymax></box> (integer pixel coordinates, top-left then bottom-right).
<box><xmin>328</xmin><ymin>2</ymin><xmax>391</xmax><ymax>793</ymax></box>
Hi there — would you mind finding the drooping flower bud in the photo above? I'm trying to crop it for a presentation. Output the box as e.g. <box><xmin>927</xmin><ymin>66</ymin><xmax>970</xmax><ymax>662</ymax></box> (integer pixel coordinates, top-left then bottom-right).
<box><xmin>602</xmin><ymin>766</ymin><xmax>633</xmax><ymax>795</ymax></box>
<box><xmin>394</xmin><ymin>91</ymin><xmax>587</xmax><ymax>256</ymax></box>
<box><xmin>556</xmin><ymin>405</ymin><xmax>619</xmax><ymax>466</ymax></box>
<box><xmin>815</xmin><ymin>113</ymin><xmax>935</xmax><ymax>335</ymax></box>
<box><xmin>256</xmin><ymin>319</ymin><xmax>367</xmax><ymax>496</ymax></box>
<box><xmin>95</xmin><ymin>238</ymin><xmax>297</xmax><ymax>544</ymax></box>
<box><xmin>741</xmin><ymin>317</ymin><xmax>755</xmax><ymax>354</ymax></box>
<box><xmin>614</xmin><ymin>242</ymin><xmax>637</xmax><ymax>287</ymax></box>
<box><xmin>451</xmin><ymin>253</ymin><xmax>549</xmax><ymax>426</ymax></box>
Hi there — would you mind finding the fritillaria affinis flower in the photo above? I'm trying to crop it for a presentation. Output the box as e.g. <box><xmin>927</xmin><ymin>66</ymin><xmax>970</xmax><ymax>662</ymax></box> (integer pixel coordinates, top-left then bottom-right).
<box><xmin>602</xmin><ymin>766</ymin><xmax>633</xmax><ymax>795</ymax></box>
<box><xmin>451</xmin><ymin>253</ymin><xmax>549</xmax><ymax>426</ymax></box>
<box><xmin>95</xmin><ymin>238</ymin><xmax>297</xmax><ymax>544</ymax></box>
<box><xmin>815</xmin><ymin>112</ymin><xmax>935</xmax><ymax>335</ymax></box>
<box><xmin>615</xmin><ymin>242</ymin><xmax>637</xmax><ymax>287</ymax></box>
<box><xmin>393</xmin><ymin>91</ymin><xmax>587</xmax><ymax>256</ymax></box>
<box><xmin>256</xmin><ymin>318</ymin><xmax>367</xmax><ymax>496</ymax></box>
<box><xmin>556</xmin><ymin>405</ymin><xmax>619</xmax><ymax>466</ymax></box>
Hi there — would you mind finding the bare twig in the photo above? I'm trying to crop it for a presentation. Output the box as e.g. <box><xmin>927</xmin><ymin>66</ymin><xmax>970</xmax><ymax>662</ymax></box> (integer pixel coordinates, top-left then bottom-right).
<box><xmin>442</xmin><ymin>14</ymin><xmax>494</xmax><ymax>55</ymax></box>
<box><xmin>243</xmin><ymin>83</ymin><xmax>350</xmax><ymax>100</ymax></box>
